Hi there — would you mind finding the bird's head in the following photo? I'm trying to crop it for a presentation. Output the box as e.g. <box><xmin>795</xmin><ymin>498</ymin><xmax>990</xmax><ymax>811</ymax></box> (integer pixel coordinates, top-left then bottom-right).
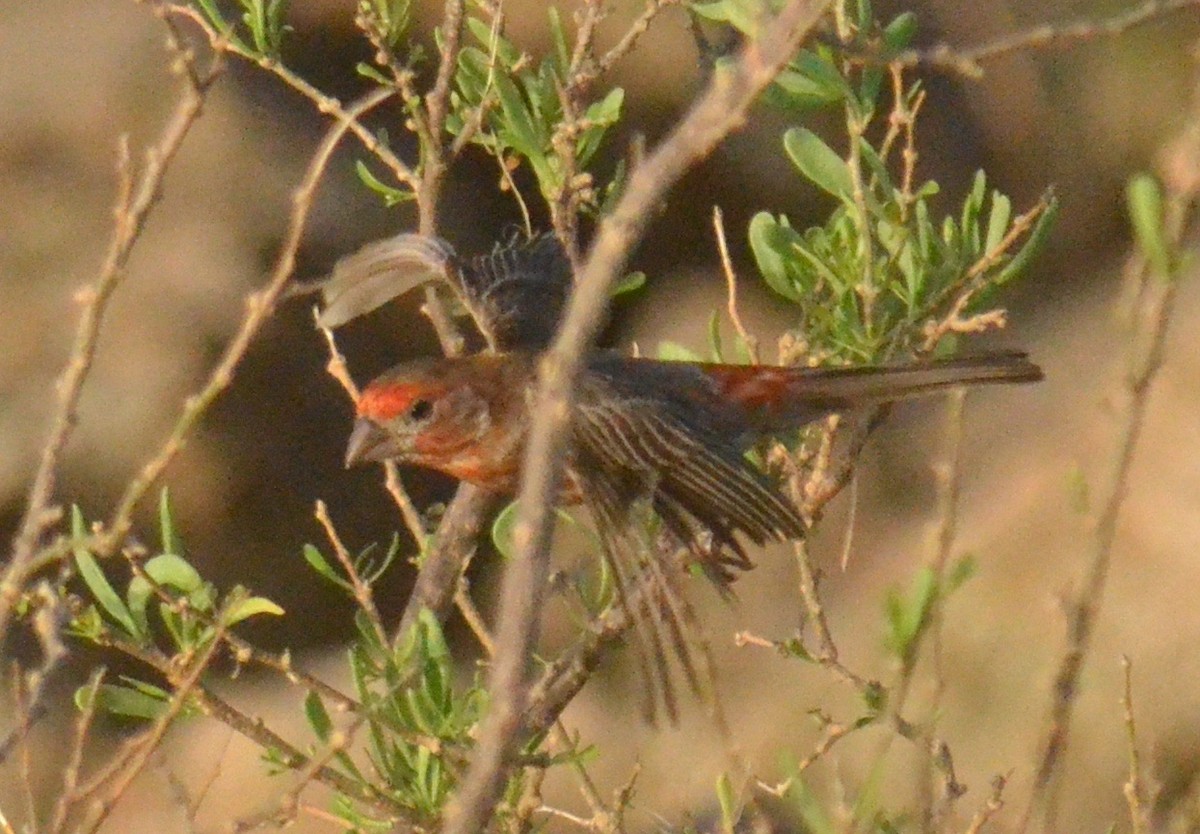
<box><xmin>344</xmin><ymin>357</ymin><xmax>495</xmax><ymax>470</ymax></box>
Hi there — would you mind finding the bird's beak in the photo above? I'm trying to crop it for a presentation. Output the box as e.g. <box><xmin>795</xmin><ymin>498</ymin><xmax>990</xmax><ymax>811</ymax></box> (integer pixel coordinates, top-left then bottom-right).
<box><xmin>344</xmin><ymin>418</ymin><xmax>404</xmax><ymax>468</ymax></box>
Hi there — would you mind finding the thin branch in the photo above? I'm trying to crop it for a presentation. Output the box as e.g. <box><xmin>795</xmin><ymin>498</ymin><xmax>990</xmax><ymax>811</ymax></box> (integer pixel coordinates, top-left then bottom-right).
<box><xmin>77</xmin><ymin>617</ymin><xmax>228</xmax><ymax>834</ymax></box>
<box><xmin>194</xmin><ymin>684</ymin><xmax>408</xmax><ymax>820</ymax></box>
<box><xmin>442</xmin><ymin>6</ymin><xmax>833</xmax><ymax>831</ymax></box>
<box><xmin>166</xmin><ymin>4</ymin><xmax>420</xmax><ymax>190</ymax></box>
<box><xmin>713</xmin><ymin>205</ymin><xmax>760</xmax><ymax>363</ymax></box>
<box><xmin>448</xmin><ymin>1</ymin><xmax>835</xmax><ymax>830</ymax></box>
<box><xmin>963</xmin><ymin>775</ymin><xmax>1008</xmax><ymax>834</ymax></box>
<box><xmin>394</xmin><ymin>487</ymin><xmax>497</xmax><ymax>641</ymax></box>
<box><xmin>1</xmin><ymin>15</ymin><xmax>220</xmax><ymax>644</ymax></box>
<box><xmin>316</xmin><ymin>313</ymin><xmax>428</xmax><ymax>547</ymax></box>
<box><xmin>45</xmin><ymin>670</ymin><xmax>104</xmax><ymax>834</ymax></box>
<box><xmin>1121</xmin><ymin>656</ymin><xmax>1149</xmax><ymax>834</ymax></box>
<box><xmin>1020</xmin><ymin>58</ymin><xmax>1200</xmax><ymax>832</ymax></box>
<box><xmin>592</xmin><ymin>0</ymin><xmax>684</xmax><ymax>83</ymax></box>
<box><xmin>895</xmin><ymin>0</ymin><xmax>1200</xmax><ymax>79</ymax></box>
<box><xmin>316</xmin><ymin>500</ymin><xmax>387</xmax><ymax>644</ymax></box>
<box><xmin>96</xmin><ymin>87</ymin><xmax>397</xmax><ymax>562</ymax></box>
<box><xmin>920</xmin><ymin>389</ymin><xmax>967</xmax><ymax>833</ymax></box>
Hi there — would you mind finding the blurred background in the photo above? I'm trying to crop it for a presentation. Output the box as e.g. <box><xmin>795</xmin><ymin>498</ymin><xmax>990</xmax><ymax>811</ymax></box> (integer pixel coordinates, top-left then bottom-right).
<box><xmin>3</xmin><ymin>0</ymin><xmax>1200</xmax><ymax>831</ymax></box>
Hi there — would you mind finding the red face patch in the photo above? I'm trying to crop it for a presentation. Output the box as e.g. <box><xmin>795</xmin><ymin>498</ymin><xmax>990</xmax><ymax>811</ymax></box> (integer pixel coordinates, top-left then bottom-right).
<box><xmin>357</xmin><ymin>381</ymin><xmax>438</xmax><ymax>422</ymax></box>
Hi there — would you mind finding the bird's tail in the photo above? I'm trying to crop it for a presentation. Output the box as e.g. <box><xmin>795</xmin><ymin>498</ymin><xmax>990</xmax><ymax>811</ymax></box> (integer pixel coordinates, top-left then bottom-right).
<box><xmin>703</xmin><ymin>351</ymin><xmax>1043</xmax><ymax>434</ymax></box>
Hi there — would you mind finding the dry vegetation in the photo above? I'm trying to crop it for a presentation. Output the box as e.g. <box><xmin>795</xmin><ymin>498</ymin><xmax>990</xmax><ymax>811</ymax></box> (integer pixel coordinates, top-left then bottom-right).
<box><xmin>2</xmin><ymin>0</ymin><xmax>1200</xmax><ymax>832</ymax></box>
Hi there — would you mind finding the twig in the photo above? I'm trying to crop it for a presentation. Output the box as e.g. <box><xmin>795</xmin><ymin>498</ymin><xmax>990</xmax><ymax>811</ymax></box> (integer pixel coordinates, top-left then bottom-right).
<box><xmin>920</xmin><ymin>388</ymin><xmax>967</xmax><ymax>832</ymax></box>
<box><xmin>166</xmin><ymin>4</ymin><xmax>419</xmax><ymax>191</ymax></box>
<box><xmin>11</xmin><ymin>672</ymin><xmax>37</xmax><ymax>830</ymax></box>
<box><xmin>1121</xmin><ymin>656</ymin><xmax>1149</xmax><ymax>834</ymax></box>
<box><xmin>394</xmin><ymin>487</ymin><xmax>497</xmax><ymax>640</ymax></box>
<box><xmin>76</xmin><ymin>615</ymin><xmax>228</xmax><ymax>834</ymax></box>
<box><xmin>46</xmin><ymin>670</ymin><xmax>105</xmax><ymax>834</ymax></box>
<box><xmin>755</xmin><ymin>719</ymin><xmax>855</xmax><ymax>796</ymax></box>
<box><xmin>316</xmin><ymin>312</ymin><xmax>429</xmax><ymax>547</ymax></box>
<box><xmin>96</xmin><ymin>87</ymin><xmax>397</xmax><ymax>563</ymax></box>
<box><xmin>193</xmin><ymin>684</ymin><xmax>408</xmax><ymax>820</ymax></box>
<box><xmin>963</xmin><ymin>775</ymin><xmax>1008</xmax><ymax>834</ymax></box>
<box><xmin>1021</xmin><ymin>56</ymin><xmax>1200</xmax><ymax>832</ymax></box>
<box><xmin>0</xmin><ymin>14</ymin><xmax>220</xmax><ymax>644</ymax></box>
<box><xmin>591</xmin><ymin>0</ymin><xmax>684</xmax><ymax>84</ymax></box>
<box><xmin>442</xmin><ymin>6</ymin><xmax>834</xmax><ymax>831</ymax></box>
<box><xmin>920</xmin><ymin>192</ymin><xmax>1054</xmax><ymax>350</ymax></box>
<box><xmin>455</xmin><ymin>576</ymin><xmax>496</xmax><ymax>657</ymax></box>
<box><xmin>230</xmin><ymin>723</ymin><xmax>356</xmax><ymax>832</ymax></box>
<box><xmin>315</xmin><ymin>500</ymin><xmax>387</xmax><ymax>644</ymax></box>
<box><xmin>895</xmin><ymin>0</ymin><xmax>1200</xmax><ymax>79</ymax></box>
<box><xmin>713</xmin><ymin>205</ymin><xmax>760</xmax><ymax>363</ymax></box>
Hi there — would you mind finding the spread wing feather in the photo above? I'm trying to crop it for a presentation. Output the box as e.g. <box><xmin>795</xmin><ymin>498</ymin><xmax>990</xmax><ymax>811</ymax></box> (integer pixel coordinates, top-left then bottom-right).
<box><xmin>317</xmin><ymin>232</ymin><xmax>570</xmax><ymax>351</ymax></box>
<box><xmin>573</xmin><ymin>395</ymin><xmax>807</xmax><ymax>557</ymax></box>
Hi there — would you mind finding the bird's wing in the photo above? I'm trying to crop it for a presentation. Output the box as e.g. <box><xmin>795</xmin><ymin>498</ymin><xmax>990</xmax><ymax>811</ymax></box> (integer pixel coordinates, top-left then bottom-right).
<box><xmin>572</xmin><ymin>384</ymin><xmax>807</xmax><ymax>553</ymax></box>
<box><xmin>316</xmin><ymin>232</ymin><xmax>571</xmax><ymax>352</ymax></box>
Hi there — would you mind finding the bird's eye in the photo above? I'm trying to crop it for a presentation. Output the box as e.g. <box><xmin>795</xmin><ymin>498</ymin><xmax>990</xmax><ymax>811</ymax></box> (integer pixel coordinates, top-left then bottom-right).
<box><xmin>408</xmin><ymin>399</ymin><xmax>433</xmax><ymax>421</ymax></box>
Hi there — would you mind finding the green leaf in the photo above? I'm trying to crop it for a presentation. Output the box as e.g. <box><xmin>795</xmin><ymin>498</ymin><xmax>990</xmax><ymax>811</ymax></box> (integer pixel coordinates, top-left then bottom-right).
<box><xmin>302</xmin><ymin>543</ymin><xmax>352</xmax><ymax>591</ymax></box>
<box><xmin>780</xmin><ymin>636</ymin><xmax>813</xmax><ymax>662</ymax></box>
<box><xmin>578</xmin><ymin>88</ymin><xmax>624</xmax><ymax>164</ymax></box>
<box><xmin>769</xmin><ymin>50</ymin><xmax>847</xmax><ymax>110</ymax></box>
<box><xmin>1127</xmin><ymin>173</ymin><xmax>1173</xmax><ymax>279</ymax></box>
<box><xmin>784</xmin><ymin>128</ymin><xmax>852</xmax><ymax>201</ymax></box>
<box><xmin>691</xmin><ymin>0</ymin><xmax>775</xmax><ymax>33</ymax></box>
<box><xmin>656</xmin><ymin>341</ymin><xmax>702</xmax><ymax>362</ymax></box>
<box><xmin>783</xmin><ymin>773</ymin><xmax>835</xmax><ymax>834</ymax></box>
<box><xmin>159</xmin><ymin>488</ymin><xmax>181</xmax><ymax>556</ymax></box>
<box><xmin>857</xmin><ymin>138</ymin><xmax>893</xmax><ymax>198</ymax></box>
<box><xmin>490</xmin><ymin>501</ymin><xmax>521</xmax><ymax>561</ymax></box>
<box><xmin>90</xmin><ymin>681</ymin><xmax>172</xmax><ymax>721</ymax></box>
<box><xmin>995</xmin><ymin>190</ymin><xmax>1058</xmax><ymax>284</ymax></box>
<box><xmin>748</xmin><ymin>212</ymin><xmax>804</xmax><ymax>302</ymax></box>
<box><xmin>708</xmin><ymin>309</ymin><xmax>725</xmax><ymax>362</ymax></box>
<box><xmin>492</xmin><ymin>503</ymin><xmax>582</xmax><ymax>561</ymax></box>
<box><xmin>946</xmin><ymin>554</ymin><xmax>977</xmax><ymax>593</ymax></box>
<box><xmin>547</xmin><ymin>5</ymin><xmax>571</xmax><ymax>72</ymax></box>
<box><xmin>611</xmin><ymin>271</ymin><xmax>646</xmax><ymax>298</ymax></box>
<box><xmin>356</xmin><ymin>61</ymin><xmax>392</xmax><ymax>86</ymax></box>
<box><xmin>960</xmin><ymin>170</ymin><xmax>986</xmax><ymax>256</ymax></box>
<box><xmin>884</xmin><ymin>567</ymin><xmax>938</xmax><ymax>662</ymax></box>
<box><xmin>861</xmin><ymin>680</ymin><xmax>887</xmax><ymax>715</ymax></box>
<box><xmin>71</xmin><ymin>507</ymin><xmax>140</xmax><ymax>639</ymax></box>
<box><xmin>356</xmin><ymin>161</ymin><xmax>415</xmax><ymax>207</ymax></box>
<box><xmin>465</xmin><ymin>15</ymin><xmax>521</xmax><ymax>68</ymax></box>
<box><xmin>305</xmin><ymin>690</ymin><xmax>334</xmax><ymax>742</ymax></box>
<box><xmin>716</xmin><ymin>772</ymin><xmax>738</xmax><ymax>832</ymax></box>
<box><xmin>984</xmin><ymin>189</ymin><xmax>1012</xmax><ymax>255</ymax></box>
<box><xmin>127</xmin><ymin>553</ymin><xmax>212</xmax><ymax>638</ymax></box>
<box><xmin>225</xmin><ymin>594</ymin><xmax>285</xmax><ymax>625</ymax></box>
<box><xmin>882</xmin><ymin>11</ymin><xmax>918</xmax><ymax>53</ymax></box>
<box><xmin>494</xmin><ymin>73</ymin><xmax>543</xmax><ymax>157</ymax></box>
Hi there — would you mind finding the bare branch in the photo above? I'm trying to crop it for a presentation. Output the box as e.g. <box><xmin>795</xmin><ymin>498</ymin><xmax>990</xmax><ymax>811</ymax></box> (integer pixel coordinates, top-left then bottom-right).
<box><xmin>442</xmin><ymin>6</ymin><xmax>834</xmax><ymax>831</ymax></box>
<box><xmin>1020</xmin><ymin>55</ymin><xmax>1200</xmax><ymax>834</ymax></box>
<box><xmin>96</xmin><ymin>87</ymin><xmax>397</xmax><ymax>564</ymax></box>
<box><xmin>166</xmin><ymin>3</ymin><xmax>420</xmax><ymax>190</ymax></box>
<box><xmin>1</xmin><ymin>13</ymin><xmax>220</xmax><ymax>643</ymax></box>
<box><xmin>896</xmin><ymin>0</ymin><xmax>1200</xmax><ymax>78</ymax></box>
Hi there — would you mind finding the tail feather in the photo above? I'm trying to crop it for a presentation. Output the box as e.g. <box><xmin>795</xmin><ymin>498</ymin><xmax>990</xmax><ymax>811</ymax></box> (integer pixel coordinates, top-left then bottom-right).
<box><xmin>703</xmin><ymin>351</ymin><xmax>1043</xmax><ymax>434</ymax></box>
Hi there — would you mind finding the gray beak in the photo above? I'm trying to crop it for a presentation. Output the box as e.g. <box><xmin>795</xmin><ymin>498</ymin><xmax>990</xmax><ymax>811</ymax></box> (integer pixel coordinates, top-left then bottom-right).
<box><xmin>344</xmin><ymin>418</ymin><xmax>403</xmax><ymax>468</ymax></box>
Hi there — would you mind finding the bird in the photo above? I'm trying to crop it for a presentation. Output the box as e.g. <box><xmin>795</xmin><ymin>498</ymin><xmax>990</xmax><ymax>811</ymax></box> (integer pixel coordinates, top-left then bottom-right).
<box><xmin>344</xmin><ymin>347</ymin><xmax>1041</xmax><ymax>717</ymax></box>
<box><xmin>321</xmin><ymin>231</ymin><xmax>1043</xmax><ymax>719</ymax></box>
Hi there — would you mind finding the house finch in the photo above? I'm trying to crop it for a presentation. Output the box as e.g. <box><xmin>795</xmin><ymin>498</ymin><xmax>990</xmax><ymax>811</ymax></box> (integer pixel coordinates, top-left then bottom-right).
<box><xmin>322</xmin><ymin>232</ymin><xmax>1043</xmax><ymax>717</ymax></box>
